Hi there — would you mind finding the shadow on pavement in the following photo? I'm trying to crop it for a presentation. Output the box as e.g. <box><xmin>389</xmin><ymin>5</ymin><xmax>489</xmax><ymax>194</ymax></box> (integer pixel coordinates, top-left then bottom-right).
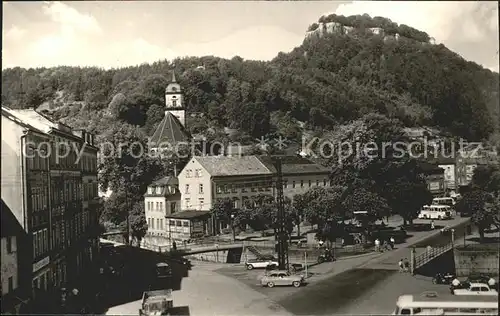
<box><xmin>96</xmin><ymin>246</ymin><xmax>189</xmax><ymax>313</ymax></box>
<box><xmin>171</xmin><ymin>305</ymin><xmax>190</xmax><ymax>315</ymax></box>
<box><xmin>277</xmin><ymin>269</ymin><xmax>395</xmax><ymax>315</ymax></box>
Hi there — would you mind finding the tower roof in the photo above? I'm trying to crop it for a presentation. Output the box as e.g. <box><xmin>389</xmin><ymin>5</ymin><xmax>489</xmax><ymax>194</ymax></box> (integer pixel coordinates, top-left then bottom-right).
<box><xmin>150</xmin><ymin>112</ymin><xmax>191</xmax><ymax>147</ymax></box>
<box><xmin>166</xmin><ymin>70</ymin><xmax>181</xmax><ymax>93</ymax></box>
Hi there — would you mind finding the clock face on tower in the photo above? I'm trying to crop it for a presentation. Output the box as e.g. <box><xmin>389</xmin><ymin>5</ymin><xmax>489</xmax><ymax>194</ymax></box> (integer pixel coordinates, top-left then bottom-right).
<box><xmin>171</xmin><ymin>87</ymin><xmax>177</xmax><ymax>92</ymax></box>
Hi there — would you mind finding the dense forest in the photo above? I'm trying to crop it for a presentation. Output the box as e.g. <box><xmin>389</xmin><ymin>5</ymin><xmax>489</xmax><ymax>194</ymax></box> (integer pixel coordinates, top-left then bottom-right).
<box><xmin>2</xmin><ymin>14</ymin><xmax>499</xmax><ymax>143</ymax></box>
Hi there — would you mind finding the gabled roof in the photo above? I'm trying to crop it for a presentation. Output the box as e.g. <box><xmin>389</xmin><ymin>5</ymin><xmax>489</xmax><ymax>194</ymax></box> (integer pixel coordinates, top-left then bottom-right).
<box><xmin>257</xmin><ymin>155</ymin><xmax>330</xmax><ymax>175</ymax></box>
<box><xmin>150</xmin><ymin>112</ymin><xmax>191</xmax><ymax>146</ymax></box>
<box><xmin>194</xmin><ymin>156</ymin><xmax>272</xmax><ymax>177</ymax></box>
<box><xmin>151</xmin><ymin>176</ymin><xmax>178</xmax><ymax>186</ymax></box>
<box><xmin>2</xmin><ymin>107</ymin><xmax>45</xmax><ymax>134</ymax></box>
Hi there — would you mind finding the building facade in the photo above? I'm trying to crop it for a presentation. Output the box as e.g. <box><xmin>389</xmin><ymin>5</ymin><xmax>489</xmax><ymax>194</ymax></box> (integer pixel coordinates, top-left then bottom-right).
<box><xmin>177</xmin><ymin>155</ymin><xmax>331</xmax><ymax>235</ymax></box>
<box><xmin>1</xmin><ymin>107</ymin><xmax>99</xmax><ymax>312</ymax></box>
<box><xmin>143</xmin><ymin>176</ymin><xmax>181</xmax><ymax>248</ymax></box>
<box><xmin>418</xmin><ymin>161</ymin><xmax>445</xmax><ymax>196</ymax></box>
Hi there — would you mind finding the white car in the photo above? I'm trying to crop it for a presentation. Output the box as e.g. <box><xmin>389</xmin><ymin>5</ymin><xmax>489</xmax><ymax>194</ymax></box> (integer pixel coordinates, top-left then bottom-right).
<box><xmin>245</xmin><ymin>259</ymin><xmax>279</xmax><ymax>270</ymax></box>
<box><xmin>452</xmin><ymin>283</ymin><xmax>498</xmax><ymax>296</ymax></box>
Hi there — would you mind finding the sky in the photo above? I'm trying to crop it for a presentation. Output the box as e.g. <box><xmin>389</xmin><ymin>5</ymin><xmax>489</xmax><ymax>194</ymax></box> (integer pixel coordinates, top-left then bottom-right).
<box><xmin>2</xmin><ymin>1</ymin><xmax>499</xmax><ymax>71</ymax></box>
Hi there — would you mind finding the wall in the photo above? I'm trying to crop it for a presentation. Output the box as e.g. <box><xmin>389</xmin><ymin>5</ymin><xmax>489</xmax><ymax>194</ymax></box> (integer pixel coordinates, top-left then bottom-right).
<box><xmin>187</xmin><ymin>250</ymin><xmax>233</xmax><ymax>263</ymax></box>
<box><xmin>454</xmin><ymin>245</ymin><xmax>499</xmax><ymax>277</ymax></box>
<box><xmin>282</xmin><ymin>174</ymin><xmax>330</xmax><ymax>200</ymax></box>
<box><xmin>145</xmin><ymin>196</ymin><xmax>168</xmax><ymax>235</ymax></box>
<box><xmin>1</xmin><ymin>118</ymin><xmax>25</xmax><ymax>229</ymax></box>
<box><xmin>415</xmin><ymin>247</ymin><xmax>455</xmax><ymax>277</ymax></box>
<box><xmin>1</xmin><ymin>237</ymin><xmax>18</xmax><ymax>295</ymax></box>
<box><xmin>178</xmin><ymin>159</ymin><xmax>212</xmax><ymax>210</ymax></box>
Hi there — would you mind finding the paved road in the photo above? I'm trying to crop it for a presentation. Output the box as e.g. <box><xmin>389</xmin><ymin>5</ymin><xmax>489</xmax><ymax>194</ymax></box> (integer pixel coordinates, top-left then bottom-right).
<box><xmin>107</xmin><ymin>261</ymin><xmax>292</xmax><ymax>316</ymax></box>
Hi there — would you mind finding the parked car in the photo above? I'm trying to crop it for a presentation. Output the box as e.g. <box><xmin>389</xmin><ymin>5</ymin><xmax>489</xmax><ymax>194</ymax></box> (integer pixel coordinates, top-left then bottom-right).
<box><xmin>432</xmin><ymin>272</ymin><xmax>456</xmax><ymax>284</ymax></box>
<box><xmin>452</xmin><ymin>283</ymin><xmax>498</xmax><ymax>296</ymax></box>
<box><xmin>260</xmin><ymin>270</ymin><xmax>304</xmax><ymax>288</ymax></box>
<box><xmin>245</xmin><ymin>258</ymin><xmax>279</xmax><ymax>270</ymax></box>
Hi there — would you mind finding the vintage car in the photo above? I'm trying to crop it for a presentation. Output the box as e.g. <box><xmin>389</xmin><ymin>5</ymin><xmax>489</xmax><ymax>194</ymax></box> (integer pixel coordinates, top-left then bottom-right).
<box><xmin>245</xmin><ymin>258</ymin><xmax>279</xmax><ymax>270</ymax></box>
<box><xmin>452</xmin><ymin>283</ymin><xmax>498</xmax><ymax>296</ymax></box>
<box><xmin>260</xmin><ymin>270</ymin><xmax>304</xmax><ymax>288</ymax></box>
<box><xmin>139</xmin><ymin>289</ymin><xmax>173</xmax><ymax>316</ymax></box>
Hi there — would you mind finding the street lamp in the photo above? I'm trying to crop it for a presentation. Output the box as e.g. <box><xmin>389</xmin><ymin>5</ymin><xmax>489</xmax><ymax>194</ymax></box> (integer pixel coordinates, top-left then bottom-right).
<box><xmin>230</xmin><ymin>214</ymin><xmax>236</xmax><ymax>242</ymax></box>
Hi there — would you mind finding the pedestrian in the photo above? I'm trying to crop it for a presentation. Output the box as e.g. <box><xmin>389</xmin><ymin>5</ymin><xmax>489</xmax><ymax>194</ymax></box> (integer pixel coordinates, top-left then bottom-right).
<box><xmin>172</xmin><ymin>240</ymin><xmax>177</xmax><ymax>251</ymax></box>
<box><xmin>318</xmin><ymin>240</ymin><xmax>324</xmax><ymax>248</ymax></box>
<box><xmin>374</xmin><ymin>238</ymin><xmax>380</xmax><ymax>252</ymax></box>
<box><xmin>403</xmin><ymin>258</ymin><xmax>409</xmax><ymax>272</ymax></box>
<box><xmin>390</xmin><ymin>237</ymin><xmax>395</xmax><ymax>249</ymax></box>
<box><xmin>488</xmin><ymin>277</ymin><xmax>496</xmax><ymax>288</ymax></box>
<box><xmin>398</xmin><ymin>259</ymin><xmax>404</xmax><ymax>272</ymax></box>
<box><xmin>431</xmin><ymin>220</ymin><xmax>435</xmax><ymax>230</ymax></box>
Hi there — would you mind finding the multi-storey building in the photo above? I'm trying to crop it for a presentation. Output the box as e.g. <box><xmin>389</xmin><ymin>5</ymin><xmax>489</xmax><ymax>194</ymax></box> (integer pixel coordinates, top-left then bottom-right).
<box><xmin>2</xmin><ymin>107</ymin><xmax>52</xmax><ymax>309</ymax></box>
<box><xmin>177</xmin><ymin>155</ymin><xmax>331</xmax><ymax>235</ymax></box>
<box><xmin>1</xmin><ymin>200</ymin><xmax>27</xmax><ymax>314</ymax></box>
<box><xmin>143</xmin><ymin>176</ymin><xmax>181</xmax><ymax>248</ymax></box>
<box><xmin>1</xmin><ymin>107</ymin><xmax>99</xmax><ymax>311</ymax></box>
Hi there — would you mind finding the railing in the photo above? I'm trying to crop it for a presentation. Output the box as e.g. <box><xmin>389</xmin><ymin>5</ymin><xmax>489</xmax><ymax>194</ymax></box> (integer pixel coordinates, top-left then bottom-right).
<box><xmin>414</xmin><ymin>242</ymin><xmax>453</xmax><ymax>270</ymax></box>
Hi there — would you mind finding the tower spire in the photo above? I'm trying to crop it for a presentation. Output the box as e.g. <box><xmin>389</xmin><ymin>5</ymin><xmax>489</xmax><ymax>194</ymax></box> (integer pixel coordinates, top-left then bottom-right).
<box><xmin>171</xmin><ymin>69</ymin><xmax>176</xmax><ymax>83</ymax></box>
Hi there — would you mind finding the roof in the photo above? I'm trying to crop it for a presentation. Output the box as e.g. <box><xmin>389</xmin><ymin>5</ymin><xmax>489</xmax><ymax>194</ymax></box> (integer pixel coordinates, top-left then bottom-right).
<box><xmin>165</xmin><ymin>210</ymin><xmax>210</xmax><ymax>219</ymax></box>
<box><xmin>2</xmin><ymin>107</ymin><xmax>45</xmax><ymax>134</ymax></box>
<box><xmin>195</xmin><ymin>156</ymin><xmax>272</xmax><ymax>177</ymax></box>
<box><xmin>150</xmin><ymin>112</ymin><xmax>191</xmax><ymax>146</ymax></box>
<box><xmin>1</xmin><ymin>200</ymin><xmax>23</xmax><ymax>237</ymax></box>
<box><xmin>257</xmin><ymin>155</ymin><xmax>330</xmax><ymax>175</ymax></box>
<box><xmin>151</xmin><ymin>176</ymin><xmax>178</xmax><ymax>186</ymax></box>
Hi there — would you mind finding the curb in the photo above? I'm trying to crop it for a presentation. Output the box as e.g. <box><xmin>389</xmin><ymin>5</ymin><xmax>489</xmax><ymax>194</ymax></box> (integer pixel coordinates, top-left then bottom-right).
<box><xmin>336</xmin><ymin>251</ymin><xmax>382</xmax><ymax>261</ymax></box>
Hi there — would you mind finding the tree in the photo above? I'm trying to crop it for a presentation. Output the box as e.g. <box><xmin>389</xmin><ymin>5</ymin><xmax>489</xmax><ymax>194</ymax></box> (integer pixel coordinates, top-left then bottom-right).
<box><xmin>341</xmin><ymin>188</ymin><xmax>390</xmax><ymax>227</ymax></box>
<box><xmin>130</xmin><ymin>202</ymin><xmax>148</xmax><ymax>246</ymax></box>
<box><xmin>209</xmin><ymin>198</ymin><xmax>239</xmax><ymax>234</ymax></box>
<box><xmin>456</xmin><ymin>190</ymin><xmax>491</xmax><ymax>241</ymax></box>
<box><xmin>470</xmin><ymin>164</ymin><xmax>500</xmax><ymax>194</ymax></box>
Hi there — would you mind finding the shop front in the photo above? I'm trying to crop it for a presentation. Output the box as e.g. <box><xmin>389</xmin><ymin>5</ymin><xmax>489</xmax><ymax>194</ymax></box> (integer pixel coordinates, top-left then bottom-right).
<box><xmin>165</xmin><ymin>210</ymin><xmax>210</xmax><ymax>243</ymax></box>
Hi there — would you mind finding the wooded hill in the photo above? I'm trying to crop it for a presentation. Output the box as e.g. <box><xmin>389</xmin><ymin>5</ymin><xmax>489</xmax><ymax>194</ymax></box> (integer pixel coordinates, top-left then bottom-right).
<box><xmin>2</xmin><ymin>14</ymin><xmax>499</xmax><ymax>143</ymax></box>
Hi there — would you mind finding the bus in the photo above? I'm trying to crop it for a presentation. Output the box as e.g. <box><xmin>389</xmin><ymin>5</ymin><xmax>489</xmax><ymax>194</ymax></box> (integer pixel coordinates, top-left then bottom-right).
<box><xmin>432</xmin><ymin>197</ymin><xmax>456</xmax><ymax>207</ymax></box>
<box><xmin>418</xmin><ymin>205</ymin><xmax>454</xmax><ymax>220</ymax></box>
<box><xmin>393</xmin><ymin>292</ymin><xmax>498</xmax><ymax>315</ymax></box>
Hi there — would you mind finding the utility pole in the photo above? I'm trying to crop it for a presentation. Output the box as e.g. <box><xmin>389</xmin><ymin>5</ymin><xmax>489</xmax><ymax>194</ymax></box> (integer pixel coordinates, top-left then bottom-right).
<box><xmin>274</xmin><ymin>157</ymin><xmax>289</xmax><ymax>271</ymax></box>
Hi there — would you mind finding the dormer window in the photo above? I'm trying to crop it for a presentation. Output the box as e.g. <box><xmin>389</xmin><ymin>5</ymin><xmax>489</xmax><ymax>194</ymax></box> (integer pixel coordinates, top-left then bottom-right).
<box><xmin>148</xmin><ymin>187</ymin><xmax>153</xmax><ymax>194</ymax></box>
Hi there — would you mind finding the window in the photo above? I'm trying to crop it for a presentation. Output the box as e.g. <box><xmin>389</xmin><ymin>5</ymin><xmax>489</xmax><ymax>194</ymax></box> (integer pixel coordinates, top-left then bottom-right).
<box><xmin>157</xmin><ymin>219</ymin><xmax>160</xmax><ymax>230</ymax></box>
<box><xmin>183</xmin><ymin>221</ymin><xmax>189</xmax><ymax>227</ymax></box>
<box><xmin>400</xmin><ymin>309</ymin><xmax>411</xmax><ymax>315</ymax></box>
<box><xmin>224</xmin><ymin>185</ymin><xmax>229</xmax><ymax>194</ymax></box>
<box><xmin>148</xmin><ymin>218</ymin><xmax>151</xmax><ymax>228</ymax></box>
<box><xmin>148</xmin><ymin>187</ymin><xmax>153</xmax><ymax>194</ymax></box>
<box><xmin>8</xmin><ymin>277</ymin><xmax>14</xmax><ymax>292</ymax></box>
<box><xmin>151</xmin><ymin>219</ymin><xmax>155</xmax><ymax>229</ymax></box>
<box><xmin>195</xmin><ymin>169</ymin><xmax>201</xmax><ymax>177</ymax></box>
<box><xmin>170</xmin><ymin>202</ymin><xmax>176</xmax><ymax>214</ymax></box>
<box><xmin>199</xmin><ymin>184</ymin><xmax>204</xmax><ymax>194</ymax></box>
<box><xmin>172</xmin><ymin>100</ymin><xmax>177</xmax><ymax>107</ymax></box>
<box><xmin>185</xmin><ymin>184</ymin><xmax>190</xmax><ymax>194</ymax></box>
<box><xmin>186</xmin><ymin>170</ymin><xmax>192</xmax><ymax>178</ymax></box>
<box><xmin>185</xmin><ymin>198</ymin><xmax>190</xmax><ymax>208</ymax></box>
<box><xmin>33</xmin><ymin>232</ymin><xmax>37</xmax><ymax>257</ymax></box>
<box><xmin>231</xmin><ymin>185</ymin><xmax>237</xmax><ymax>193</ymax></box>
<box><xmin>216</xmin><ymin>185</ymin><xmax>222</xmax><ymax>194</ymax></box>
<box><xmin>199</xmin><ymin>199</ymin><xmax>204</xmax><ymax>209</ymax></box>
<box><xmin>241</xmin><ymin>185</ymin><xmax>247</xmax><ymax>193</ymax></box>
<box><xmin>160</xmin><ymin>219</ymin><xmax>163</xmax><ymax>230</ymax></box>
<box><xmin>160</xmin><ymin>202</ymin><xmax>163</xmax><ymax>211</ymax></box>
<box><xmin>156</xmin><ymin>202</ymin><xmax>159</xmax><ymax>211</ymax></box>
<box><xmin>7</xmin><ymin>236</ymin><xmax>13</xmax><ymax>253</ymax></box>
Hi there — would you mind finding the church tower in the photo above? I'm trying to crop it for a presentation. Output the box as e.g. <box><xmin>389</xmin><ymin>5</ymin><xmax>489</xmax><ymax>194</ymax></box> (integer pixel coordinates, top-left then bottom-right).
<box><xmin>165</xmin><ymin>70</ymin><xmax>185</xmax><ymax>126</ymax></box>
